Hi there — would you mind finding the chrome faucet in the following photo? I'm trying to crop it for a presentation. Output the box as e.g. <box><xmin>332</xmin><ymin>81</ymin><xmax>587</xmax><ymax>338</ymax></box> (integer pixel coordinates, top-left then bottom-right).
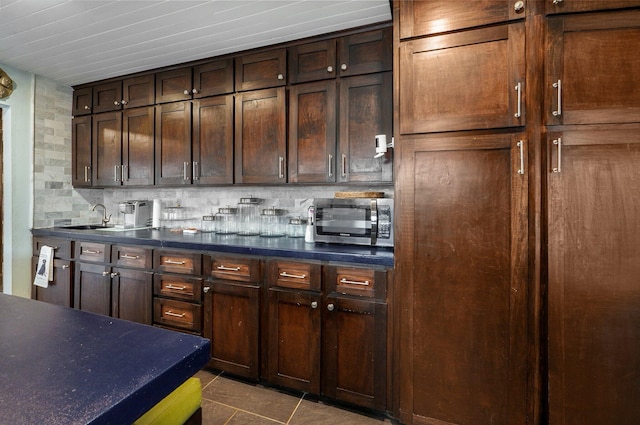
<box><xmin>90</xmin><ymin>203</ymin><xmax>111</xmax><ymax>226</ymax></box>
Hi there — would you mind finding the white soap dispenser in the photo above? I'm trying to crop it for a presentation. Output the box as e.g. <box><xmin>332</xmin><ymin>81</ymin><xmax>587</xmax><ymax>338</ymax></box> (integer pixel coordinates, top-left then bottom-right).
<box><xmin>305</xmin><ymin>205</ymin><xmax>315</xmax><ymax>243</ymax></box>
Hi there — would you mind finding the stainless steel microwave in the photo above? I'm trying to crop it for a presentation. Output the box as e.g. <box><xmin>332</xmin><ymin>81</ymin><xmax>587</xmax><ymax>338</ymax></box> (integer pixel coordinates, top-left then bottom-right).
<box><xmin>313</xmin><ymin>198</ymin><xmax>394</xmax><ymax>247</ymax></box>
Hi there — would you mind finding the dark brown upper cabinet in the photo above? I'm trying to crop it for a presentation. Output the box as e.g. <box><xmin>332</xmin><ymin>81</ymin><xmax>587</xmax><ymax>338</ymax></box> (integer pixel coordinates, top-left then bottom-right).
<box><xmin>400</xmin><ymin>22</ymin><xmax>525</xmax><ymax>134</ymax></box>
<box><xmin>92</xmin><ymin>76</ymin><xmax>154</xmax><ymax>113</ymax></box>
<box><xmin>339</xmin><ymin>73</ymin><xmax>393</xmax><ymax>183</ymax></box>
<box><xmin>546</xmin><ymin>0</ymin><xmax>640</xmax><ymax>15</ymax></box>
<box><xmin>92</xmin><ymin>81</ymin><xmax>123</xmax><ymax>113</ymax></box>
<box><xmin>121</xmin><ymin>75</ymin><xmax>155</xmax><ymax>109</ymax></box>
<box><xmin>337</xmin><ymin>27</ymin><xmax>392</xmax><ymax>78</ymax></box>
<box><xmin>156</xmin><ymin>59</ymin><xmax>234</xmax><ymax>104</ymax></box>
<box><xmin>234</xmin><ymin>87</ymin><xmax>286</xmax><ymax>184</ymax></box>
<box><xmin>288</xmin><ymin>80</ymin><xmax>337</xmax><ymax>183</ymax></box>
<box><xmin>72</xmin><ymin>87</ymin><xmax>92</xmax><ymax>116</ymax></box>
<box><xmin>155</xmin><ymin>101</ymin><xmax>192</xmax><ymax>186</ymax></box>
<box><xmin>545</xmin><ymin>10</ymin><xmax>640</xmax><ymax>126</ymax></box>
<box><xmin>289</xmin><ymin>27</ymin><xmax>392</xmax><ymax>84</ymax></box>
<box><xmin>192</xmin><ymin>95</ymin><xmax>234</xmax><ymax>185</ymax></box>
<box><xmin>72</xmin><ymin>115</ymin><xmax>92</xmax><ymax>187</ymax></box>
<box><xmin>399</xmin><ymin>0</ymin><xmax>524</xmax><ymax>39</ymax></box>
<box><xmin>235</xmin><ymin>49</ymin><xmax>286</xmax><ymax>91</ymax></box>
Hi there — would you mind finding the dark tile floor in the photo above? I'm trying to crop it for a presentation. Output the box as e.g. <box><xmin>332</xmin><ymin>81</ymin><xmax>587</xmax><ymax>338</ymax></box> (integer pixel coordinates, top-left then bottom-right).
<box><xmin>194</xmin><ymin>369</ymin><xmax>396</xmax><ymax>425</ymax></box>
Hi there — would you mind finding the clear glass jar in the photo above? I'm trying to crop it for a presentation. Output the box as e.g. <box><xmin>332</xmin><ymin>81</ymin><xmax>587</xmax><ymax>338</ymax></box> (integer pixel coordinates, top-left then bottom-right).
<box><xmin>260</xmin><ymin>207</ymin><xmax>287</xmax><ymax>237</ymax></box>
<box><xmin>214</xmin><ymin>207</ymin><xmax>238</xmax><ymax>234</ymax></box>
<box><xmin>236</xmin><ymin>197</ymin><xmax>261</xmax><ymax>236</ymax></box>
<box><xmin>201</xmin><ymin>215</ymin><xmax>216</xmax><ymax>233</ymax></box>
<box><xmin>287</xmin><ymin>216</ymin><xmax>307</xmax><ymax>238</ymax></box>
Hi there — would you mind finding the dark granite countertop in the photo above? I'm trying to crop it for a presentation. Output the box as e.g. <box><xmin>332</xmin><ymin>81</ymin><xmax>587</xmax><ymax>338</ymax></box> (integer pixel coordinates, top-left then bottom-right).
<box><xmin>32</xmin><ymin>227</ymin><xmax>394</xmax><ymax>267</ymax></box>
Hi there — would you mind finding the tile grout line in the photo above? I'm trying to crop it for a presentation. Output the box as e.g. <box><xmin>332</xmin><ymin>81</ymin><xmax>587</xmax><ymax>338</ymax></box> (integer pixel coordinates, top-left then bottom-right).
<box><xmin>284</xmin><ymin>393</ymin><xmax>306</xmax><ymax>425</ymax></box>
<box><xmin>201</xmin><ymin>398</ymin><xmax>287</xmax><ymax>424</ymax></box>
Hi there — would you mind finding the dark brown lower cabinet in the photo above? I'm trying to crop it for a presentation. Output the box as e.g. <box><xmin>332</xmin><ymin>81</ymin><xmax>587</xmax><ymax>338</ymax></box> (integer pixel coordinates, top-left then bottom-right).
<box><xmin>267</xmin><ymin>287</ymin><xmax>322</xmax><ymax>393</ymax></box>
<box><xmin>75</xmin><ymin>262</ymin><xmax>112</xmax><ymax>316</ymax></box>
<box><xmin>74</xmin><ymin>263</ymin><xmax>152</xmax><ymax>325</ymax></box>
<box><xmin>396</xmin><ymin>132</ymin><xmax>529</xmax><ymax>425</ymax></box>
<box><xmin>203</xmin><ymin>280</ymin><xmax>260</xmax><ymax>379</ymax></box>
<box><xmin>547</xmin><ymin>127</ymin><xmax>640</xmax><ymax>425</ymax></box>
<box><xmin>323</xmin><ymin>294</ymin><xmax>387</xmax><ymax>411</ymax></box>
<box><xmin>32</xmin><ymin>257</ymin><xmax>73</xmax><ymax>308</ymax></box>
<box><xmin>111</xmin><ymin>268</ymin><xmax>153</xmax><ymax>325</ymax></box>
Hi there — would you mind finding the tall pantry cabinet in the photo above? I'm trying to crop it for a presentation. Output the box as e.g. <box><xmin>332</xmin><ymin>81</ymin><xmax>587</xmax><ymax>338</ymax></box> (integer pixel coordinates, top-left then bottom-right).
<box><xmin>394</xmin><ymin>1</ymin><xmax>640</xmax><ymax>425</ymax></box>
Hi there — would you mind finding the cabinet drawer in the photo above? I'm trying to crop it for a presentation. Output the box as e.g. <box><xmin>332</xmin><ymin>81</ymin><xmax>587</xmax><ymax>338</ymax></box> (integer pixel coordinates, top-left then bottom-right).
<box><xmin>112</xmin><ymin>245</ymin><xmax>152</xmax><ymax>269</ymax></box>
<box><xmin>75</xmin><ymin>241</ymin><xmax>111</xmax><ymax>263</ymax></box>
<box><xmin>325</xmin><ymin>266</ymin><xmax>387</xmax><ymax>299</ymax></box>
<box><xmin>33</xmin><ymin>237</ymin><xmax>72</xmax><ymax>259</ymax></box>
<box><xmin>267</xmin><ymin>260</ymin><xmax>321</xmax><ymax>291</ymax></box>
<box><xmin>154</xmin><ymin>250</ymin><xmax>202</xmax><ymax>275</ymax></box>
<box><xmin>153</xmin><ymin>298</ymin><xmax>202</xmax><ymax>332</ymax></box>
<box><xmin>154</xmin><ymin>274</ymin><xmax>203</xmax><ymax>302</ymax></box>
<box><xmin>205</xmin><ymin>255</ymin><xmax>260</xmax><ymax>283</ymax></box>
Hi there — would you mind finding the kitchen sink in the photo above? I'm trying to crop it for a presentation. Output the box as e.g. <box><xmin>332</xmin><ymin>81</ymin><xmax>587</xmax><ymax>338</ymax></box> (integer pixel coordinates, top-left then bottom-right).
<box><xmin>62</xmin><ymin>224</ymin><xmax>113</xmax><ymax>230</ymax></box>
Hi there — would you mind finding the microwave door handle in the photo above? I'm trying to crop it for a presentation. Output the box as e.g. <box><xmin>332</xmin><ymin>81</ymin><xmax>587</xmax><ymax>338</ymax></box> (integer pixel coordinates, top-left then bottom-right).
<box><xmin>370</xmin><ymin>199</ymin><xmax>378</xmax><ymax>246</ymax></box>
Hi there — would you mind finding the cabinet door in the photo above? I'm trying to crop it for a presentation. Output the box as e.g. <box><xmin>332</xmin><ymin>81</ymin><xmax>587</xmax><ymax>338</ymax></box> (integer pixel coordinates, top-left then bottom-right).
<box><xmin>338</xmin><ymin>73</ymin><xmax>393</xmax><ymax>182</ymax></box>
<box><xmin>32</xmin><ymin>257</ymin><xmax>73</xmax><ymax>308</ymax></box>
<box><xmin>92</xmin><ymin>112</ymin><xmax>122</xmax><ymax>187</ymax></box>
<box><xmin>288</xmin><ymin>81</ymin><xmax>337</xmax><ymax>183</ymax></box>
<box><xmin>155</xmin><ymin>101</ymin><xmax>192</xmax><ymax>186</ymax></box>
<box><xmin>122</xmin><ymin>74</ymin><xmax>155</xmax><ymax>108</ymax></box>
<box><xmin>74</xmin><ymin>262</ymin><xmax>112</xmax><ymax>316</ymax></box>
<box><xmin>204</xmin><ymin>281</ymin><xmax>260</xmax><ymax>379</ymax></box>
<box><xmin>122</xmin><ymin>106</ymin><xmax>155</xmax><ymax>186</ymax></box>
<box><xmin>397</xmin><ymin>132</ymin><xmax>529</xmax><ymax>424</ymax></box>
<box><xmin>400</xmin><ymin>22</ymin><xmax>525</xmax><ymax>134</ymax></box>
<box><xmin>547</xmin><ymin>128</ymin><xmax>640</xmax><ymax>425</ymax></box>
<box><xmin>193</xmin><ymin>58</ymin><xmax>234</xmax><ymax>97</ymax></box>
<box><xmin>72</xmin><ymin>87</ymin><xmax>92</xmax><ymax>116</ymax></box>
<box><xmin>112</xmin><ymin>268</ymin><xmax>153</xmax><ymax>325</ymax></box>
<box><xmin>546</xmin><ymin>0</ymin><xmax>640</xmax><ymax>14</ymax></box>
<box><xmin>323</xmin><ymin>295</ymin><xmax>387</xmax><ymax>410</ymax></box>
<box><xmin>235</xmin><ymin>49</ymin><xmax>286</xmax><ymax>91</ymax></box>
<box><xmin>193</xmin><ymin>95</ymin><xmax>234</xmax><ymax>185</ymax></box>
<box><xmin>72</xmin><ymin>115</ymin><xmax>92</xmax><ymax>187</ymax></box>
<box><xmin>337</xmin><ymin>27</ymin><xmax>392</xmax><ymax>77</ymax></box>
<box><xmin>546</xmin><ymin>10</ymin><xmax>640</xmax><ymax>125</ymax></box>
<box><xmin>235</xmin><ymin>87</ymin><xmax>286</xmax><ymax>183</ymax></box>
<box><xmin>288</xmin><ymin>39</ymin><xmax>337</xmax><ymax>84</ymax></box>
<box><xmin>156</xmin><ymin>67</ymin><xmax>193</xmax><ymax>104</ymax></box>
<box><xmin>399</xmin><ymin>0</ymin><xmax>522</xmax><ymax>39</ymax></box>
<box><xmin>93</xmin><ymin>80</ymin><xmax>123</xmax><ymax>113</ymax></box>
<box><xmin>266</xmin><ymin>287</ymin><xmax>321</xmax><ymax>393</ymax></box>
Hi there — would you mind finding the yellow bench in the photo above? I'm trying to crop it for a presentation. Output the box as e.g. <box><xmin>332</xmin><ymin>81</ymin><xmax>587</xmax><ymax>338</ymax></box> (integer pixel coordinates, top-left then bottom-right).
<box><xmin>134</xmin><ymin>377</ymin><xmax>202</xmax><ymax>425</ymax></box>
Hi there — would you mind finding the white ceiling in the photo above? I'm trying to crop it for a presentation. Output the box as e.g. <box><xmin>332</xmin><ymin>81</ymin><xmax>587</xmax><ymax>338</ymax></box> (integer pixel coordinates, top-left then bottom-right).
<box><xmin>0</xmin><ymin>0</ymin><xmax>391</xmax><ymax>87</ymax></box>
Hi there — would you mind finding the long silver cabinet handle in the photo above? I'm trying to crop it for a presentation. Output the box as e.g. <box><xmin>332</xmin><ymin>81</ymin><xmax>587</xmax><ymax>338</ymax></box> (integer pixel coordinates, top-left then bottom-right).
<box><xmin>341</xmin><ymin>154</ymin><xmax>347</xmax><ymax>177</ymax></box>
<box><xmin>164</xmin><ymin>260</ymin><xmax>186</xmax><ymax>265</ymax></box>
<box><xmin>193</xmin><ymin>161</ymin><xmax>199</xmax><ymax>181</ymax></box>
<box><xmin>164</xmin><ymin>310</ymin><xmax>186</xmax><ymax>318</ymax></box>
<box><xmin>517</xmin><ymin>140</ymin><xmax>525</xmax><ymax>175</ymax></box>
<box><xmin>280</xmin><ymin>272</ymin><xmax>306</xmax><ymax>279</ymax></box>
<box><xmin>553</xmin><ymin>138</ymin><xmax>562</xmax><ymax>173</ymax></box>
<box><xmin>114</xmin><ymin>165</ymin><xmax>120</xmax><ymax>182</ymax></box>
<box><xmin>552</xmin><ymin>79</ymin><xmax>562</xmax><ymax>117</ymax></box>
<box><xmin>278</xmin><ymin>156</ymin><xmax>284</xmax><ymax>179</ymax></box>
<box><xmin>121</xmin><ymin>164</ymin><xmax>127</xmax><ymax>182</ymax></box>
<box><xmin>217</xmin><ymin>265</ymin><xmax>241</xmax><ymax>271</ymax></box>
<box><xmin>83</xmin><ymin>249</ymin><xmax>101</xmax><ymax>254</ymax></box>
<box><xmin>183</xmin><ymin>162</ymin><xmax>189</xmax><ymax>181</ymax></box>
<box><xmin>121</xmin><ymin>254</ymin><xmax>140</xmax><ymax>260</ymax></box>
<box><xmin>340</xmin><ymin>278</ymin><xmax>370</xmax><ymax>286</ymax></box>
<box><xmin>514</xmin><ymin>82</ymin><xmax>522</xmax><ymax>118</ymax></box>
<box><xmin>165</xmin><ymin>284</ymin><xmax>187</xmax><ymax>291</ymax></box>
<box><xmin>328</xmin><ymin>154</ymin><xmax>333</xmax><ymax>178</ymax></box>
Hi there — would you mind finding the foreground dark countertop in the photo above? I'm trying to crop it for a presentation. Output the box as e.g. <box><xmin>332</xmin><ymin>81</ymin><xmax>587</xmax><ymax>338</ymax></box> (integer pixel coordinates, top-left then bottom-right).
<box><xmin>0</xmin><ymin>293</ymin><xmax>210</xmax><ymax>425</ymax></box>
<box><xmin>32</xmin><ymin>227</ymin><xmax>394</xmax><ymax>267</ymax></box>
